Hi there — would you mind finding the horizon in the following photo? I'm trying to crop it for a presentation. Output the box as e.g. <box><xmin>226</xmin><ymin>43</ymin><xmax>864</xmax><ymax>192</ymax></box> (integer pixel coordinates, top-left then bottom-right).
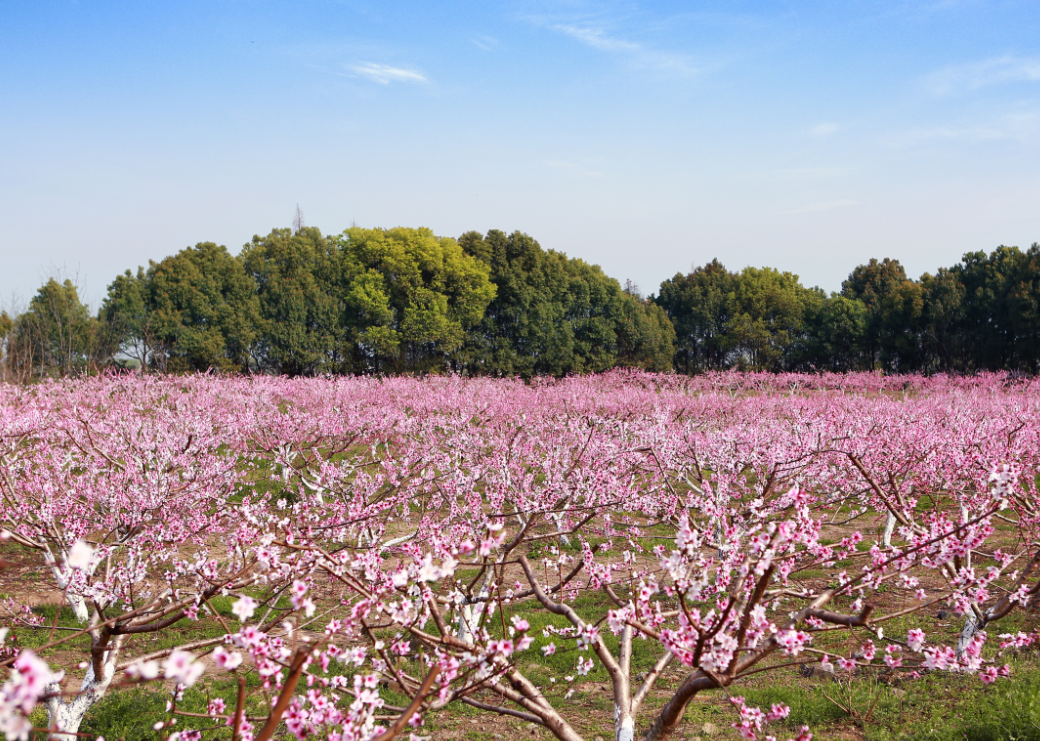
<box><xmin>3</xmin><ymin>1</ymin><xmax>1039</xmax><ymax>310</ymax></box>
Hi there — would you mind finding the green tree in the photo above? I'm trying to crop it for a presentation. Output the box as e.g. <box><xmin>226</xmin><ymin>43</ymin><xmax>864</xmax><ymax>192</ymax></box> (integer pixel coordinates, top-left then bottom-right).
<box><xmin>724</xmin><ymin>267</ymin><xmax>820</xmax><ymax>371</ymax></box>
<box><xmin>334</xmin><ymin>227</ymin><xmax>496</xmax><ymax>373</ymax></box>
<box><xmin>101</xmin><ymin>268</ymin><xmax>160</xmax><ymax>371</ymax></box>
<box><xmin>0</xmin><ymin>312</ymin><xmax>11</xmax><ymax>340</ymax></box>
<box><xmin>10</xmin><ymin>278</ymin><xmax>107</xmax><ymax>378</ymax></box>
<box><xmin>655</xmin><ymin>260</ymin><xmax>736</xmax><ymax>372</ymax></box>
<box><xmin>149</xmin><ymin>243</ymin><xmax>261</xmax><ymax>372</ymax></box>
<box><xmin>1001</xmin><ymin>244</ymin><xmax>1040</xmax><ymax>373</ymax></box>
<box><xmin>841</xmin><ymin>258</ymin><xmax>908</xmax><ymax>369</ymax></box>
<box><xmin>459</xmin><ymin>230</ymin><xmax>666</xmax><ymax>376</ymax></box>
<box><xmin>953</xmin><ymin>246</ymin><xmax>1028</xmax><ymax>371</ymax></box>
<box><xmin>801</xmin><ymin>294</ymin><xmax>868</xmax><ymax>371</ymax></box>
<box><xmin>920</xmin><ymin>268</ymin><xmax>965</xmax><ymax>372</ymax></box>
<box><xmin>240</xmin><ymin>227</ymin><xmax>343</xmax><ymax>376</ymax></box>
<box><xmin>616</xmin><ymin>288</ymin><xmax>677</xmax><ymax>371</ymax></box>
<box><xmin>0</xmin><ymin>311</ymin><xmax>12</xmax><ymax>375</ymax></box>
<box><xmin>877</xmin><ymin>278</ymin><xmax>925</xmax><ymax>372</ymax></box>
<box><xmin>457</xmin><ymin>230</ymin><xmax>575</xmax><ymax>376</ymax></box>
<box><xmin>559</xmin><ymin>257</ymin><xmax>627</xmax><ymax>373</ymax></box>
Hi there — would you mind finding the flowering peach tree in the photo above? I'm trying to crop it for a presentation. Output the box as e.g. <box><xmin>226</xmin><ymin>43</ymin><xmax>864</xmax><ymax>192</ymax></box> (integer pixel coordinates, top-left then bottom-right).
<box><xmin>0</xmin><ymin>372</ymin><xmax>1037</xmax><ymax>741</ymax></box>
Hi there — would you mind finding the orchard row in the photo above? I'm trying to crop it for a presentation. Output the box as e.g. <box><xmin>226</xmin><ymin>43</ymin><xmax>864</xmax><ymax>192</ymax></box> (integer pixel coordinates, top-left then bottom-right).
<box><xmin>0</xmin><ymin>370</ymin><xmax>1038</xmax><ymax>741</ymax></box>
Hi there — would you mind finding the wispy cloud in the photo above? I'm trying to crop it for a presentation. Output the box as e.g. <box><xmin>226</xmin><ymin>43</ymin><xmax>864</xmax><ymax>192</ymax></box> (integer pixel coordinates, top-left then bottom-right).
<box><xmin>347</xmin><ymin>62</ymin><xmax>427</xmax><ymax>85</ymax></box>
<box><xmin>926</xmin><ymin>55</ymin><xmax>1040</xmax><ymax>95</ymax></box>
<box><xmin>781</xmin><ymin>199</ymin><xmax>858</xmax><ymax>215</ymax></box>
<box><xmin>811</xmin><ymin>122</ymin><xmax>840</xmax><ymax>136</ymax></box>
<box><xmin>552</xmin><ymin>24</ymin><xmax>640</xmax><ymax>53</ymax></box>
<box><xmin>470</xmin><ymin>35</ymin><xmax>499</xmax><ymax>52</ymax></box>
<box><xmin>896</xmin><ymin>109</ymin><xmax>1040</xmax><ymax>144</ymax></box>
<box><xmin>522</xmin><ymin>10</ymin><xmax>697</xmax><ymax>76</ymax></box>
<box><xmin>553</xmin><ymin>22</ymin><xmax>696</xmax><ymax>74</ymax></box>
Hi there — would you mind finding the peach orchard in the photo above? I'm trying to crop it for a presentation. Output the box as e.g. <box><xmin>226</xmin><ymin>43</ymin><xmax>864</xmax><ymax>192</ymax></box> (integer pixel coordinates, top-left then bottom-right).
<box><xmin>0</xmin><ymin>371</ymin><xmax>1039</xmax><ymax>741</ymax></box>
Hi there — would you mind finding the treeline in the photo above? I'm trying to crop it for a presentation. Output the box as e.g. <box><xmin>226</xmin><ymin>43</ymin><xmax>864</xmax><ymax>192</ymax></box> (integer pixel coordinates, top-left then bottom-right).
<box><xmin>658</xmin><ymin>247</ymin><xmax>1040</xmax><ymax>374</ymax></box>
<box><xmin>0</xmin><ymin>227</ymin><xmax>674</xmax><ymax>380</ymax></box>
<box><xmin>1</xmin><ymin>225</ymin><xmax>1038</xmax><ymax>379</ymax></box>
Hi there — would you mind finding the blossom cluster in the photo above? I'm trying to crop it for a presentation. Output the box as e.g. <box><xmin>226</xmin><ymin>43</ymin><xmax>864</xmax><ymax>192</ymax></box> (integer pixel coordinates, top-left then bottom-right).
<box><xmin>0</xmin><ymin>372</ymin><xmax>1037</xmax><ymax>741</ymax></box>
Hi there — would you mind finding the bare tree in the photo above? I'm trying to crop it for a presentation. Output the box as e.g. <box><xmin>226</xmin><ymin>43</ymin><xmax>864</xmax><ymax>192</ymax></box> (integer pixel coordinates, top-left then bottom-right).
<box><xmin>293</xmin><ymin>203</ymin><xmax>305</xmax><ymax>234</ymax></box>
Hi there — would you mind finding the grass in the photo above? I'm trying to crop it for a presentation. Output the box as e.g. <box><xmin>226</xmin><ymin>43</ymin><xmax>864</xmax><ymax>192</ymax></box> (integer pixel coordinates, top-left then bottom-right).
<box><xmin>78</xmin><ymin>676</ymin><xmax>272</xmax><ymax>741</ymax></box>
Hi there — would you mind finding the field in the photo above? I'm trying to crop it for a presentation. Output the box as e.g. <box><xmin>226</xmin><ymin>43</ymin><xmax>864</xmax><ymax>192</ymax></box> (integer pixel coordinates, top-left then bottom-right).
<box><xmin>1</xmin><ymin>371</ymin><xmax>1040</xmax><ymax>741</ymax></box>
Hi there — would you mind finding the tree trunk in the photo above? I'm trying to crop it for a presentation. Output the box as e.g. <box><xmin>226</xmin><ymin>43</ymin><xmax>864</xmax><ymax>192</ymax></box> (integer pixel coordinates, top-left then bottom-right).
<box><xmin>45</xmin><ymin>635</ymin><xmax>123</xmax><ymax>738</ymax></box>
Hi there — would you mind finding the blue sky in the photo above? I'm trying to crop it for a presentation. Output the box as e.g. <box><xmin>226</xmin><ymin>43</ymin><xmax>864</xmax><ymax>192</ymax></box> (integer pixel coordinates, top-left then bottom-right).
<box><xmin>2</xmin><ymin>1</ymin><xmax>1040</xmax><ymax>309</ymax></box>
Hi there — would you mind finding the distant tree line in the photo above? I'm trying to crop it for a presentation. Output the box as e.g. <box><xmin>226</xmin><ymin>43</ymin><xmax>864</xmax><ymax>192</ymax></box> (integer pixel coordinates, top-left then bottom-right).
<box><xmin>657</xmin><ymin>246</ymin><xmax>1040</xmax><ymax>374</ymax></box>
<box><xmin>1</xmin><ymin>224</ymin><xmax>1038</xmax><ymax>379</ymax></box>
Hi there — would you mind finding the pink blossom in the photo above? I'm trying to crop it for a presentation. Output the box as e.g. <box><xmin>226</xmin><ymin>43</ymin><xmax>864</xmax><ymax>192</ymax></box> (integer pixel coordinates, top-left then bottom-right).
<box><xmin>163</xmin><ymin>650</ymin><xmax>204</xmax><ymax>687</ymax></box>
<box><xmin>232</xmin><ymin>596</ymin><xmax>258</xmax><ymax>622</ymax></box>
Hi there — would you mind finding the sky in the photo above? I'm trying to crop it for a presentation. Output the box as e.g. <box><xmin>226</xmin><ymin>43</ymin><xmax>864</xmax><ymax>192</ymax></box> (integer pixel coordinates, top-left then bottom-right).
<box><xmin>2</xmin><ymin>1</ymin><xmax>1040</xmax><ymax>310</ymax></box>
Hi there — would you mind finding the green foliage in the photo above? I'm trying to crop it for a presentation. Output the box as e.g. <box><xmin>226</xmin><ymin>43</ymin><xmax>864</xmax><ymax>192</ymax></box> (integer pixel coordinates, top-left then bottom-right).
<box><xmin>74</xmin><ymin>223</ymin><xmax>1040</xmax><ymax>378</ymax></box>
<box><xmin>458</xmin><ymin>229</ymin><xmax>576</xmax><ymax>376</ymax></box>
<box><xmin>841</xmin><ymin>257</ymin><xmax>917</xmax><ymax>371</ymax></box>
<box><xmin>656</xmin><ymin>259</ymin><xmax>736</xmax><ymax>372</ymax></box>
<box><xmin>560</xmin><ymin>256</ymin><xmax>625</xmax><ymax>373</ymax></box>
<box><xmin>101</xmin><ymin>267</ymin><xmax>158</xmax><ymax>371</ymax></box>
<box><xmin>7</xmin><ymin>278</ymin><xmax>112</xmax><ymax>379</ymax></box>
<box><xmin>802</xmin><ymin>294</ymin><xmax>868</xmax><ymax>371</ymax></box>
<box><xmin>240</xmin><ymin>227</ymin><xmax>343</xmax><ymax>375</ymax></box>
<box><xmin>919</xmin><ymin>268</ymin><xmax>964</xmax><ymax>372</ymax></box>
<box><xmin>616</xmin><ymin>289</ymin><xmax>676</xmax><ymax>372</ymax></box>
<box><xmin>148</xmin><ymin>242</ymin><xmax>261</xmax><ymax>372</ymax></box>
<box><xmin>335</xmin><ymin>226</ymin><xmax>496</xmax><ymax>373</ymax></box>
<box><xmin>724</xmin><ymin>266</ymin><xmax>822</xmax><ymax>371</ymax></box>
<box><xmin>458</xmin><ymin>230</ymin><xmax>671</xmax><ymax>376</ymax></box>
<box><xmin>658</xmin><ymin>261</ymin><xmax>825</xmax><ymax>372</ymax></box>
<box><xmin>0</xmin><ymin>310</ymin><xmax>13</xmax><ymax>372</ymax></box>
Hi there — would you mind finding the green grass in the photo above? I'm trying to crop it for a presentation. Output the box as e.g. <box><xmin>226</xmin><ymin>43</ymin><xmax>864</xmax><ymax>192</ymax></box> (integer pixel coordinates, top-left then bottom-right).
<box><xmin>76</xmin><ymin>675</ymin><xmax>270</xmax><ymax>741</ymax></box>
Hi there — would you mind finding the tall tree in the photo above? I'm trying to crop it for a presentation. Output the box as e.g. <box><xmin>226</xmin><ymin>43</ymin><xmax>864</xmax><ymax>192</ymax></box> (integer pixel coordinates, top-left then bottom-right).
<box><xmin>801</xmin><ymin>294</ymin><xmax>869</xmax><ymax>371</ymax></box>
<box><xmin>656</xmin><ymin>260</ymin><xmax>736</xmax><ymax>372</ymax></box>
<box><xmin>1002</xmin><ymin>243</ymin><xmax>1040</xmax><ymax>373</ymax></box>
<box><xmin>919</xmin><ymin>268</ymin><xmax>964</xmax><ymax>372</ymax></box>
<box><xmin>724</xmin><ymin>267</ymin><xmax>821</xmax><ymax>371</ymax></box>
<box><xmin>9</xmin><ymin>278</ymin><xmax>106</xmax><ymax>378</ymax></box>
<box><xmin>0</xmin><ymin>311</ymin><xmax>12</xmax><ymax>377</ymax></box>
<box><xmin>841</xmin><ymin>258</ymin><xmax>909</xmax><ymax>369</ymax></box>
<box><xmin>615</xmin><ymin>290</ymin><xmax>677</xmax><ymax>372</ymax></box>
<box><xmin>459</xmin><ymin>230</ymin><xmax>671</xmax><ymax>376</ymax></box>
<box><xmin>101</xmin><ymin>268</ymin><xmax>160</xmax><ymax>372</ymax></box>
<box><xmin>149</xmin><ymin>243</ymin><xmax>261</xmax><ymax>372</ymax></box>
<box><xmin>558</xmin><ymin>256</ymin><xmax>627</xmax><ymax>373</ymax></box>
<box><xmin>953</xmin><ymin>246</ymin><xmax>1028</xmax><ymax>371</ymax></box>
<box><xmin>240</xmin><ymin>227</ymin><xmax>343</xmax><ymax>376</ymax></box>
<box><xmin>457</xmin><ymin>230</ymin><xmax>575</xmax><ymax>376</ymax></box>
<box><xmin>876</xmin><ymin>278</ymin><xmax>925</xmax><ymax>372</ymax></box>
<box><xmin>335</xmin><ymin>227</ymin><xmax>496</xmax><ymax>373</ymax></box>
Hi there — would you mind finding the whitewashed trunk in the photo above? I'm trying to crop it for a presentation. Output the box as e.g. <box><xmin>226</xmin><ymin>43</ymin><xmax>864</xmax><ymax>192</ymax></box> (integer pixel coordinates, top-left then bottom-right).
<box><xmin>956</xmin><ymin>611</ymin><xmax>981</xmax><ymax>658</ymax></box>
<box><xmin>550</xmin><ymin>512</ymin><xmax>571</xmax><ymax>547</ymax></box>
<box><xmin>456</xmin><ymin>570</ymin><xmax>495</xmax><ymax>642</ymax></box>
<box><xmin>45</xmin><ymin>636</ymin><xmax>123</xmax><ymax>738</ymax></box>
<box><xmin>615</xmin><ymin>711</ymin><xmax>635</xmax><ymax>741</ymax></box>
<box><xmin>882</xmin><ymin>512</ymin><xmax>896</xmax><ymax>548</ymax></box>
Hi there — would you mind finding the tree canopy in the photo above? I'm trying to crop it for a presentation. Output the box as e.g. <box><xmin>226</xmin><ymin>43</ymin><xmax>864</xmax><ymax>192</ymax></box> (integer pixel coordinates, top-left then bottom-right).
<box><xmin>4</xmin><ymin>224</ymin><xmax>1040</xmax><ymax>380</ymax></box>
